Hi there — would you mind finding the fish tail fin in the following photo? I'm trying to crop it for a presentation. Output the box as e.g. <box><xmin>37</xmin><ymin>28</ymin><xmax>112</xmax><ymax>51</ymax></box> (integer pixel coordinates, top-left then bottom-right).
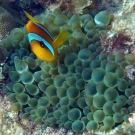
<box><xmin>53</xmin><ymin>28</ymin><xmax>69</xmax><ymax>48</ymax></box>
<box><xmin>23</xmin><ymin>10</ymin><xmax>39</xmax><ymax>23</ymax></box>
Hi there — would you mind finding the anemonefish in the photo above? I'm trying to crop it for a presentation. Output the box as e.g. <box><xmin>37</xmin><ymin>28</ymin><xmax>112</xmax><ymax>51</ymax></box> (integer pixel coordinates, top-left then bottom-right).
<box><xmin>24</xmin><ymin>11</ymin><xmax>69</xmax><ymax>62</ymax></box>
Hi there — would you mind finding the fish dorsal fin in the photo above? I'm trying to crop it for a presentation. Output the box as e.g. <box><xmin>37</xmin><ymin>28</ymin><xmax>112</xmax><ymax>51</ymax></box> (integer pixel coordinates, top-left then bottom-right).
<box><xmin>23</xmin><ymin>10</ymin><xmax>39</xmax><ymax>23</ymax></box>
<box><xmin>53</xmin><ymin>28</ymin><xmax>69</xmax><ymax>48</ymax></box>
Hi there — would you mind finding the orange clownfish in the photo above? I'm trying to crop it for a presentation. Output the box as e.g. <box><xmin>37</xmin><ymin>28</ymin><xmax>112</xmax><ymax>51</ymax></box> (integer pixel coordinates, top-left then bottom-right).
<box><xmin>24</xmin><ymin>11</ymin><xmax>69</xmax><ymax>62</ymax></box>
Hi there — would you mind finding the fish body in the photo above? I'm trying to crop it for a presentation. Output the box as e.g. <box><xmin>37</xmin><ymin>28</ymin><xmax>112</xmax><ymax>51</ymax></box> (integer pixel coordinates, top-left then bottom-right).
<box><xmin>24</xmin><ymin>11</ymin><xmax>69</xmax><ymax>62</ymax></box>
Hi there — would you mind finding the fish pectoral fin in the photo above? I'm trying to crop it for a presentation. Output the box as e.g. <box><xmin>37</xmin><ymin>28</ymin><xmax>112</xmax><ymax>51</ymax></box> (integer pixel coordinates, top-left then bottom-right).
<box><xmin>53</xmin><ymin>27</ymin><xmax>69</xmax><ymax>48</ymax></box>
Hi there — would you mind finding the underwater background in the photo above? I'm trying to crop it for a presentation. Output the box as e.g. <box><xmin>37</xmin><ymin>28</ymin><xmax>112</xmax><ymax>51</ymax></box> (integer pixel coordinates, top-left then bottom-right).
<box><xmin>0</xmin><ymin>0</ymin><xmax>135</xmax><ymax>135</ymax></box>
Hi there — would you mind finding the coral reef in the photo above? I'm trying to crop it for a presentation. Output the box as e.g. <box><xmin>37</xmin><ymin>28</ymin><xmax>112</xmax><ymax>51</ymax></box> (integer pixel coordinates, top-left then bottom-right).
<box><xmin>0</xmin><ymin>91</ymin><xmax>77</xmax><ymax>135</ymax></box>
<box><xmin>0</xmin><ymin>43</ymin><xmax>6</xmax><ymax>62</ymax></box>
<box><xmin>9</xmin><ymin>0</ymin><xmax>44</xmax><ymax>23</ymax></box>
<box><xmin>95</xmin><ymin>0</ymin><xmax>135</xmax><ymax>83</ymax></box>
<box><xmin>0</xmin><ymin>0</ymin><xmax>23</xmax><ymax>28</ymax></box>
<box><xmin>0</xmin><ymin>6</ymin><xmax>16</xmax><ymax>39</ymax></box>
<box><xmin>95</xmin><ymin>0</ymin><xmax>133</xmax><ymax>14</ymax></box>
<box><xmin>3</xmin><ymin>7</ymin><xmax>135</xmax><ymax>132</ymax></box>
<box><xmin>1</xmin><ymin>7</ymin><xmax>135</xmax><ymax>134</ymax></box>
<box><xmin>9</xmin><ymin>0</ymin><xmax>44</xmax><ymax>16</ymax></box>
<box><xmin>60</xmin><ymin>0</ymin><xmax>92</xmax><ymax>13</ymax></box>
<box><xmin>96</xmin><ymin>0</ymin><xmax>135</xmax><ymax>54</ymax></box>
<box><xmin>34</xmin><ymin>0</ymin><xmax>92</xmax><ymax>13</ymax></box>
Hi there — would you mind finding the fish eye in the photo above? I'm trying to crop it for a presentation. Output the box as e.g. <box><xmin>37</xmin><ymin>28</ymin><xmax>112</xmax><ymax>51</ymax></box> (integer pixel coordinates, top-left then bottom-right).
<box><xmin>39</xmin><ymin>41</ymin><xmax>45</xmax><ymax>48</ymax></box>
<box><xmin>132</xmin><ymin>71</ymin><xmax>135</xmax><ymax>76</ymax></box>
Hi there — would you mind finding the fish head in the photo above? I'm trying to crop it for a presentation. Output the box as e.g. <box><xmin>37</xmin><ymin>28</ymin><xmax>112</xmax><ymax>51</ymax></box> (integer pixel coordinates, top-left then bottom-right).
<box><xmin>30</xmin><ymin>40</ymin><xmax>58</xmax><ymax>62</ymax></box>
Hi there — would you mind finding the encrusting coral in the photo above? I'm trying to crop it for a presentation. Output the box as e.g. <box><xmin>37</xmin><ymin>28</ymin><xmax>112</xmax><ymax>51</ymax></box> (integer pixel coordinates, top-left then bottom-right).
<box><xmin>0</xmin><ymin>6</ymin><xmax>16</xmax><ymax>39</ymax></box>
<box><xmin>1</xmin><ymin>6</ymin><xmax>135</xmax><ymax>134</ymax></box>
